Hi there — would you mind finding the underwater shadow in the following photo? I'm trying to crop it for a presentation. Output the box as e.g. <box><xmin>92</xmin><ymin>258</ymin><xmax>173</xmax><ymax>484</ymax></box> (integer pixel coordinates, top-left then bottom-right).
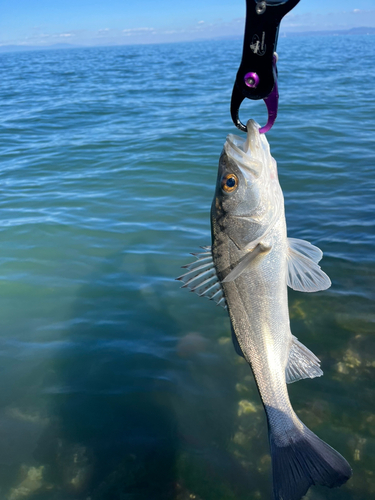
<box><xmin>30</xmin><ymin>250</ymin><xmax>180</xmax><ymax>500</ymax></box>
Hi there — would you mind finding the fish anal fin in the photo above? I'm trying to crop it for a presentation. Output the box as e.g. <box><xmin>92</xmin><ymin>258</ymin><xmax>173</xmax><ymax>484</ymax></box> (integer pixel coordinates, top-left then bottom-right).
<box><xmin>286</xmin><ymin>335</ymin><xmax>323</xmax><ymax>384</ymax></box>
<box><xmin>287</xmin><ymin>238</ymin><xmax>331</xmax><ymax>292</ymax></box>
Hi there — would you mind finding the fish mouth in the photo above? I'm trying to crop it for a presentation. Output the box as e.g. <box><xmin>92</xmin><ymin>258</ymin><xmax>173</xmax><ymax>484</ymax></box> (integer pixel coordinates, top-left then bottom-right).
<box><xmin>224</xmin><ymin>120</ymin><xmax>270</xmax><ymax>178</ymax></box>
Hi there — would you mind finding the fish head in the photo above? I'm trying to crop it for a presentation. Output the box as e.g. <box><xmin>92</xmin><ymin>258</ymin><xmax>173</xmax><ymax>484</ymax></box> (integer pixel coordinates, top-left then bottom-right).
<box><xmin>211</xmin><ymin>120</ymin><xmax>283</xmax><ymax>249</ymax></box>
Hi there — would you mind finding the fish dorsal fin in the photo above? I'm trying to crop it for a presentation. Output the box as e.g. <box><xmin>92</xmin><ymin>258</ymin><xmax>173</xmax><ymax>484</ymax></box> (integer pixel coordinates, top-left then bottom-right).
<box><xmin>286</xmin><ymin>336</ymin><xmax>323</xmax><ymax>384</ymax></box>
<box><xmin>286</xmin><ymin>238</ymin><xmax>331</xmax><ymax>292</ymax></box>
<box><xmin>176</xmin><ymin>247</ymin><xmax>226</xmax><ymax>309</ymax></box>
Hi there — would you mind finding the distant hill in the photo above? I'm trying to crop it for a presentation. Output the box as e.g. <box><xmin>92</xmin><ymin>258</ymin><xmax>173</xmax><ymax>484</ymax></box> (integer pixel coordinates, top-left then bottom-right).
<box><xmin>0</xmin><ymin>43</ymin><xmax>82</xmax><ymax>53</ymax></box>
<box><xmin>281</xmin><ymin>27</ymin><xmax>375</xmax><ymax>37</ymax></box>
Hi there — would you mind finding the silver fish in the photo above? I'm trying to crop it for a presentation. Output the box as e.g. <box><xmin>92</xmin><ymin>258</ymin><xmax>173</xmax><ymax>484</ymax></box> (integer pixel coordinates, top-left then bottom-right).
<box><xmin>177</xmin><ymin>120</ymin><xmax>352</xmax><ymax>500</ymax></box>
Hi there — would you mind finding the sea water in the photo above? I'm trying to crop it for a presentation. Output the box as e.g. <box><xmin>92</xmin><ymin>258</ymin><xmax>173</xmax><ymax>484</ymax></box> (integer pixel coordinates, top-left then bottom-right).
<box><xmin>0</xmin><ymin>35</ymin><xmax>374</xmax><ymax>499</ymax></box>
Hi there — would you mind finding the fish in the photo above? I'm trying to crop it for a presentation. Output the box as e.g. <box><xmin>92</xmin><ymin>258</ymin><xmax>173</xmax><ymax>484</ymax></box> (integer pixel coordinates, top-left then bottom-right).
<box><xmin>177</xmin><ymin>120</ymin><xmax>352</xmax><ymax>500</ymax></box>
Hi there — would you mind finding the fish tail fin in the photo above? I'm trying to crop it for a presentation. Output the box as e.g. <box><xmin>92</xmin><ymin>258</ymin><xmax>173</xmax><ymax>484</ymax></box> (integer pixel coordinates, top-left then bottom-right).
<box><xmin>269</xmin><ymin>424</ymin><xmax>352</xmax><ymax>500</ymax></box>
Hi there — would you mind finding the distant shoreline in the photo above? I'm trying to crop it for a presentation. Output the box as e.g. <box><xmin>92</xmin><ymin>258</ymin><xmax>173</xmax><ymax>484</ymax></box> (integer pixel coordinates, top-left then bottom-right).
<box><xmin>1</xmin><ymin>26</ymin><xmax>374</xmax><ymax>54</ymax></box>
<box><xmin>280</xmin><ymin>26</ymin><xmax>375</xmax><ymax>38</ymax></box>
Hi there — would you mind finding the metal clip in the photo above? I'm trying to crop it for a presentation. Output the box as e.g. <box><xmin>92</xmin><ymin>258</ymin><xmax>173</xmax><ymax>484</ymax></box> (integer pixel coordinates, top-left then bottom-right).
<box><xmin>230</xmin><ymin>0</ymin><xmax>300</xmax><ymax>133</ymax></box>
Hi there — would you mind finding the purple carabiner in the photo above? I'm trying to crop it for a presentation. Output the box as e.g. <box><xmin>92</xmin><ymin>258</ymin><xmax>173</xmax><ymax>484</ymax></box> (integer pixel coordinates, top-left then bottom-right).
<box><xmin>230</xmin><ymin>0</ymin><xmax>300</xmax><ymax>134</ymax></box>
<box><xmin>259</xmin><ymin>55</ymin><xmax>279</xmax><ymax>134</ymax></box>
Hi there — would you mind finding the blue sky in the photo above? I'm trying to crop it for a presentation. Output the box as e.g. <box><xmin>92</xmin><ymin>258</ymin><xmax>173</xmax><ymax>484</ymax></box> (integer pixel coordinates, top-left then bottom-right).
<box><xmin>1</xmin><ymin>0</ymin><xmax>375</xmax><ymax>47</ymax></box>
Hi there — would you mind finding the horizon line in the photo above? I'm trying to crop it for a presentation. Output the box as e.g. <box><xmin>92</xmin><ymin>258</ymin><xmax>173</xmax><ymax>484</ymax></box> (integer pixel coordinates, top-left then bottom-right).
<box><xmin>1</xmin><ymin>26</ymin><xmax>374</xmax><ymax>54</ymax></box>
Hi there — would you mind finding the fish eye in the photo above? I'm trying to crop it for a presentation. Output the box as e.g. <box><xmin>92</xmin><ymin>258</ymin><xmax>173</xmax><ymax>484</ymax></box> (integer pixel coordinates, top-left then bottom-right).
<box><xmin>221</xmin><ymin>173</ymin><xmax>238</xmax><ymax>193</ymax></box>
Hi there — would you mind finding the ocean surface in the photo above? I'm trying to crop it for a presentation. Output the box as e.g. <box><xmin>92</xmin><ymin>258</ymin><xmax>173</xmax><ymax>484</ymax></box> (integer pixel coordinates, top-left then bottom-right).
<box><xmin>0</xmin><ymin>35</ymin><xmax>374</xmax><ymax>500</ymax></box>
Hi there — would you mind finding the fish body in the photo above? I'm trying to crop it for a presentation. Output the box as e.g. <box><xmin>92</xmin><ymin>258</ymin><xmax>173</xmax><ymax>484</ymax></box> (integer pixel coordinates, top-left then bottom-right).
<box><xmin>211</xmin><ymin>122</ymin><xmax>303</xmax><ymax>443</ymax></box>
<box><xmin>178</xmin><ymin>121</ymin><xmax>352</xmax><ymax>500</ymax></box>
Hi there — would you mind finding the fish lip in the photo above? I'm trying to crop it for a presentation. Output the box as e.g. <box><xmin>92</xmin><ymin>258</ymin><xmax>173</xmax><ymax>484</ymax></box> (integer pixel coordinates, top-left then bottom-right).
<box><xmin>224</xmin><ymin>135</ymin><xmax>262</xmax><ymax>178</ymax></box>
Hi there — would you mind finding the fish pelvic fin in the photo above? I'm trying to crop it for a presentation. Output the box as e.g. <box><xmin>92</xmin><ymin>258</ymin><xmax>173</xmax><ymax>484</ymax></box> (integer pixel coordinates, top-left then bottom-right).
<box><xmin>230</xmin><ymin>323</ymin><xmax>245</xmax><ymax>358</ymax></box>
<box><xmin>270</xmin><ymin>422</ymin><xmax>352</xmax><ymax>500</ymax></box>
<box><xmin>285</xmin><ymin>336</ymin><xmax>323</xmax><ymax>384</ymax></box>
<box><xmin>287</xmin><ymin>237</ymin><xmax>331</xmax><ymax>292</ymax></box>
<box><xmin>176</xmin><ymin>246</ymin><xmax>226</xmax><ymax>308</ymax></box>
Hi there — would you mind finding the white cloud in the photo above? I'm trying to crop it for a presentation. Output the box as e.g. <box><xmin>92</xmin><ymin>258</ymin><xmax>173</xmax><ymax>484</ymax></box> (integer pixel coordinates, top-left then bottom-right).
<box><xmin>122</xmin><ymin>27</ymin><xmax>154</xmax><ymax>33</ymax></box>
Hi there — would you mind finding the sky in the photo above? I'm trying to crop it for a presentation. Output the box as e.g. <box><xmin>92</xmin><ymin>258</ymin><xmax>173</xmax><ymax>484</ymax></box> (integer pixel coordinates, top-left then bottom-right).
<box><xmin>1</xmin><ymin>0</ymin><xmax>375</xmax><ymax>47</ymax></box>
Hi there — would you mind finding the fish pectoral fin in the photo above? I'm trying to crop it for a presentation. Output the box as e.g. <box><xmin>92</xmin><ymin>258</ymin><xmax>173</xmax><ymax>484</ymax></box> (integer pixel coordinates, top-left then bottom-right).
<box><xmin>176</xmin><ymin>246</ymin><xmax>226</xmax><ymax>309</ymax></box>
<box><xmin>222</xmin><ymin>243</ymin><xmax>271</xmax><ymax>283</ymax></box>
<box><xmin>286</xmin><ymin>238</ymin><xmax>331</xmax><ymax>292</ymax></box>
<box><xmin>285</xmin><ymin>335</ymin><xmax>323</xmax><ymax>384</ymax></box>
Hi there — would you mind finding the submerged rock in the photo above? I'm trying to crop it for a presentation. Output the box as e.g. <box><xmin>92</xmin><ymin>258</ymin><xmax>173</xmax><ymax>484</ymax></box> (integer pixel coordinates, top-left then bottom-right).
<box><xmin>7</xmin><ymin>466</ymin><xmax>44</xmax><ymax>500</ymax></box>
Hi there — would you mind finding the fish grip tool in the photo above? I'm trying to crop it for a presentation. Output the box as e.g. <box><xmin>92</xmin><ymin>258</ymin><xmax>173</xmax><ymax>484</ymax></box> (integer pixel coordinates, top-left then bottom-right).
<box><xmin>231</xmin><ymin>0</ymin><xmax>300</xmax><ymax>133</ymax></box>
